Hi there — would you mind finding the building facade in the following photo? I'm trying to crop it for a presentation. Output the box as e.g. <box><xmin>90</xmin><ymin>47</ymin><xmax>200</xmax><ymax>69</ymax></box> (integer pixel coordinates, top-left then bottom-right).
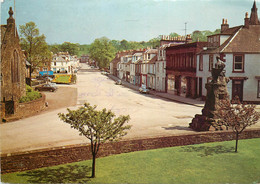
<box><xmin>166</xmin><ymin>42</ymin><xmax>207</xmax><ymax>98</ymax></box>
<box><xmin>197</xmin><ymin>1</ymin><xmax>260</xmax><ymax>103</ymax></box>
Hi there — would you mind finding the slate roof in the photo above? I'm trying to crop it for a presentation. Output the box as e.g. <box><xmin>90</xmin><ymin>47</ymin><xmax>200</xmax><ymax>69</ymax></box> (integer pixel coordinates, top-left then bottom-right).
<box><xmin>148</xmin><ymin>55</ymin><xmax>157</xmax><ymax>64</ymax></box>
<box><xmin>221</xmin><ymin>25</ymin><xmax>260</xmax><ymax>53</ymax></box>
<box><xmin>201</xmin><ymin>25</ymin><xmax>260</xmax><ymax>54</ymax></box>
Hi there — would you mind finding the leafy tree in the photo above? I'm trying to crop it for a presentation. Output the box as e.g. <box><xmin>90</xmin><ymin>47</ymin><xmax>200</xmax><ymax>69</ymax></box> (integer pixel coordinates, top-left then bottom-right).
<box><xmin>169</xmin><ymin>32</ymin><xmax>180</xmax><ymax>37</ymax></box>
<box><xmin>120</xmin><ymin>39</ymin><xmax>128</xmax><ymax>50</ymax></box>
<box><xmin>60</xmin><ymin>42</ymin><xmax>80</xmax><ymax>55</ymax></box>
<box><xmin>48</xmin><ymin>44</ymin><xmax>60</xmax><ymax>54</ymax></box>
<box><xmin>19</xmin><ymin>21</ymin><xmax>52</xmax><ymax>72</ymax></box>
<box><xmin>148</xmin><ymin>37</ymin><xmax>160</xmax><ymax>48</ymax></box>
<box><xmin>191</xmin><ymin>29</ymin><xmax>221</xmax><ymax>42</ymax></box>
<box><xmin>216</xmin><ymin>98</ymin><xmax>260</xmax><ymax>152</ymax></box>
<box><xmin>89</xmin><ymin>37</ymin><xmax>116</xmax><ymax>68</ymax></box>
<box><xmin>58</xmin><ymin>103</ymin><xmax>131</xmax><ymax>178</ymax></box>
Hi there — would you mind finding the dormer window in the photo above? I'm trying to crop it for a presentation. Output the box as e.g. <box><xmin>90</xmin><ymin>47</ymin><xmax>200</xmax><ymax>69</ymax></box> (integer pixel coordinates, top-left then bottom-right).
<box><xmin>148</xmin><ymin>54</ymin><xmax>151</xmax><ymax>60</ymax></box>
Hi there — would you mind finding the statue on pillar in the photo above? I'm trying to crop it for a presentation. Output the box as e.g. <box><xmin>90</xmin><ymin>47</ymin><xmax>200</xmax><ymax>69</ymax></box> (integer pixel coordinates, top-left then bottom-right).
<box><xmin>189</xmin><ymin>56</ymin><xmax>230</xmax><ymax>131</ymax></box>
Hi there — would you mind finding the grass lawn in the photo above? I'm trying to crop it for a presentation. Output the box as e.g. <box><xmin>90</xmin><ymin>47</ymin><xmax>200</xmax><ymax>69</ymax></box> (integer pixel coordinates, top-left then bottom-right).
<box><xmin>2</xmin><ymin>138</ymin><xmax>260</xmax><ymax>184</ymax></box>
<box><xmin>53</xmin><ymin>75</ymin><xmax>71</xmax><ymax>84</ymax></box>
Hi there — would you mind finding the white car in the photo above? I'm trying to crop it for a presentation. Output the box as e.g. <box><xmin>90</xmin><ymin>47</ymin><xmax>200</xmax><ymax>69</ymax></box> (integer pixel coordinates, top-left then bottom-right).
<box><xmin>139</xmin><ymin>84</ymin><xmax>149</xmax><ymax>94</ymax></box>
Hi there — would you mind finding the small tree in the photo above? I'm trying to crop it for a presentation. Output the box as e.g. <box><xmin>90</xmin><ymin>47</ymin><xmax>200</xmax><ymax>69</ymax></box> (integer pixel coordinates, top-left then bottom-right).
<box><xmin>58</xmin><ymin>103</ymin><xmax>131</xmax><ymax>178</ymax></box>
<box><xmin>216</xmin><ymin>98</ymin><xmax>260</xmax><ymax>152</ymax></box>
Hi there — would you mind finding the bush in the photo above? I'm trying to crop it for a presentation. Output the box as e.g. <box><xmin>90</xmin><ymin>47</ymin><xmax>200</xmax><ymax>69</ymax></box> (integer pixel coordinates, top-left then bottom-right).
<box><xmin>19</xmin><ymin>85</ymin><xmax>42</xmax><ymax>103</ymax></box>
<box><xmin>26</xmin><ymin>85</ymin><xmax>33</xmax><ymax>92</ymax></box>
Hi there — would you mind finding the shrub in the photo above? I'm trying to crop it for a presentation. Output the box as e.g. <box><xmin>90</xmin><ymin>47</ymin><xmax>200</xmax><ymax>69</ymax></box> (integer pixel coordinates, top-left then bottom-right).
<box><xmin>19</xmin><ymin>85</ymin><xmax>42</xmax><ymax>103</ymax></box>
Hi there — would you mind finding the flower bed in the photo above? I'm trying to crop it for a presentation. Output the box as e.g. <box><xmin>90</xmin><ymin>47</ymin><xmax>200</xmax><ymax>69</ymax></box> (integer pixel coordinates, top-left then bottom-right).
<box><xmin>53</xmin><ymin>74</ymin><xmax>76</xmax><ymax>84</ymax></box>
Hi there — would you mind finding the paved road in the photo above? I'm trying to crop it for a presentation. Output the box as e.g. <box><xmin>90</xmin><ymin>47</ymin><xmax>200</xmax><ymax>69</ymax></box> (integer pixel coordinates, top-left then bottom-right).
<box><xmin>1</xmin><ymin>64</ymin><xmax>259</xmax><ymax>154</ymax></box>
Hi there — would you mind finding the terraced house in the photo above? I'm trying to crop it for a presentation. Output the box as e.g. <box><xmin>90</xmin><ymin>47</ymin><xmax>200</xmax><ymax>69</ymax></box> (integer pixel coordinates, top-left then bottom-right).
<box><xmin>51</xmin><ymin>52</ymin><xmax>79</xmax><ymax>74</ymax></box>
<box><xmin>197</xmin><ymin>1</ymin><xmax>260</xmax><ymax>103</ymax></box>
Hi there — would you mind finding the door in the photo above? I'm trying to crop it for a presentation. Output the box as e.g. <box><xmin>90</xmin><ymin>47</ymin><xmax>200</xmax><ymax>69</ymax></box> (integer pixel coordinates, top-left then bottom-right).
<box><xmin>5</xmin><ymin>100</ymin><xmax>14</xmax><ymax>115</ymax></box>
<box><xmin>199</xmin><ymin>78</ymin><xmax>202</xmax><ymax>97</ymax></box>
<box><xmin>232</xmin><ymin>80</ymin><xmax>243</xmax><ymax>102</ymax></box>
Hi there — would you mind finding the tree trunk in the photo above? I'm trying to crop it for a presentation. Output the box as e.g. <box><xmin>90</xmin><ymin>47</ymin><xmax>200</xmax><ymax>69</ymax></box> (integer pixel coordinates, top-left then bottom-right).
<box><xmin>91</xmin><ymin>153</ymin><xmax>96</xmax><ymax>178</ymax></box>
<box><xmin>235</xmin><ymin>132</ymin><xmax>239</xmax><ymax>153</ymax></box>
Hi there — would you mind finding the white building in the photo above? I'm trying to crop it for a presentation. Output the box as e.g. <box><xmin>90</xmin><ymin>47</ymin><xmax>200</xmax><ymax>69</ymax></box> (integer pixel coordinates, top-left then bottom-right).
<box><xmin>155</xmin><ymin>44</ymin><xmax>168</xmax><ymax>92</ymax></box>
<box><xmin>197</xmin><ymin>2</ymin><xmax>260</xmax><ymax>103</ymax></box>
<box><xmin>141</xmin><ymin>49</ymin><xmax>158</xmax><ymax>86</ymax></box>
<box><xmin>51</xmin><ymin>52</ymin><xmax>79</xmax><ymax>74</ymax></box>
<box><xmin>147</xmin><ymin>56</ymin><xmax>157</xmax><ymax>90</ymax></box>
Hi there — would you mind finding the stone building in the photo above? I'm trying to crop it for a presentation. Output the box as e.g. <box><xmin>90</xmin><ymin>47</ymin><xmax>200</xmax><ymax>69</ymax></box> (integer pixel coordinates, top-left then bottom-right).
<box><xmin>1</xmin><ymin>7</ymin><xmax>26</xmax><ymax>116</ymax></box>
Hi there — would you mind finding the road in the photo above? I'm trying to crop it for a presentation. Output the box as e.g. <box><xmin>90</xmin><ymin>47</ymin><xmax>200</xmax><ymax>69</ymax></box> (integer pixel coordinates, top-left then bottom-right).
<box><xmin>1</xmin><ymin>63</ymin><xmax>259</xmax><ymax>154</ymax></box>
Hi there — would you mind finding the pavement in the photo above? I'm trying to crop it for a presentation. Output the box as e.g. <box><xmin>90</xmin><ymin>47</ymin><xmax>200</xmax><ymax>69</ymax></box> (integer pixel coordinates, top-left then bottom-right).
<box><xmin>108</xmin><ymin>74</ymin><xmax>204</xmax><ymax>108</ymax></box>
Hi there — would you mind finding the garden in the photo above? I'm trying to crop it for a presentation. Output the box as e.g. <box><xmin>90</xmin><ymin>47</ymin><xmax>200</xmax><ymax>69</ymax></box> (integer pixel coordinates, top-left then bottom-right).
<box><xmin>2</xmin><ymin>138</ymin><xmax>260</xmax><ymax>184</ymax></box>
<box><xmin>19</xmin><ymin>85</ymin><xmax>42</xmax><ymax>103</ymax></box>
<box><xmin>52</xmin><ymin>74</ymin><xmax>77</xmax><ymax>84</ymax></box>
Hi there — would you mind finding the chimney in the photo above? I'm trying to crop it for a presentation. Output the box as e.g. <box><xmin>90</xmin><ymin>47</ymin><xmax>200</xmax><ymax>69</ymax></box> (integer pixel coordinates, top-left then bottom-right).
<box><xmin>244</xmin><ymin>12</ymin><xmax>250</xmax><ymax>28</ymax></box>
<box><xmin>186</xmin><ymin>34</ymin><xmax>192</xmax><ymax>43</ymax></box>
<box><xmin>221</xmin><ymin>18</ymin><xmax>229</xmax><ymax>33</ymax></box>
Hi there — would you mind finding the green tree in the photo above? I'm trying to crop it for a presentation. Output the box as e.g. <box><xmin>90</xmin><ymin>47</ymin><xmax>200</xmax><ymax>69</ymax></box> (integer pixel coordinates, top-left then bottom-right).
<box><xmin>216</xmin><ymin>98</ymin><xmax>260</xmax><ymax>152</ymax></box>
<box><xmin>60</xmin><ymin>42</ymin><xmax>80</xmax><ymax>55</ymax></box>
<box><xmin>48</xmin><ymin>44</ymin><xmax>60</xmax><ymax>54</ymax></box>
<box><xmin>19</xmin><ymin>21</ymin><xmax>52</xmax><ymax>72</ymax></box>
<box><xmin>58</xmin><ymin>103</ymin><xmax>131</xmax><ymax>178</ymax></box>
<box><xmin>89</xmin><ymin>37</ymin><xmax>116</xmax><ymax>68</ymax></box>
<box><xmin>147</xmin><ymin>37</ymin><xmax>160</xmax><ymax>48</ymax></box>
<box><xmin>169</xmin><ymin>32</ymin><xmax>180</xmax><ymax>37</ymax></box>
<box><xmin>191</xmin><ymin>29</ymin><xmax>221</xmax><ymax>42</ymax></box>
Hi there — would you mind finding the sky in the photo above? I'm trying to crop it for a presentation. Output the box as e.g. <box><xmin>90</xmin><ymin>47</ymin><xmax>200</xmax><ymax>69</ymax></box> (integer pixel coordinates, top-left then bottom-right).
<box><xmin>1</xmin><ymin>0</ymin><xmax>259</xmax><ymax>44</ymax></box>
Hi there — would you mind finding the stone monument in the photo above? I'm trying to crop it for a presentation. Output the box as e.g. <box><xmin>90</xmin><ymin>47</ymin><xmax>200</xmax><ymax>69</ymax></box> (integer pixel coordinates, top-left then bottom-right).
<box><xmin>189</xmin><ymin>57</ymin><xmax>230</xmax><ymax>131</ymax></box>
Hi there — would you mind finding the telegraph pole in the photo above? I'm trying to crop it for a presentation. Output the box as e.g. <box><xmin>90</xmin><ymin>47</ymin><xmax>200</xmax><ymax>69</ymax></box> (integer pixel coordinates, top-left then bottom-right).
<box><xmin>184</xmin><ymin>22</ymin><xmax>187</xmax><ymax>37</ymax></box>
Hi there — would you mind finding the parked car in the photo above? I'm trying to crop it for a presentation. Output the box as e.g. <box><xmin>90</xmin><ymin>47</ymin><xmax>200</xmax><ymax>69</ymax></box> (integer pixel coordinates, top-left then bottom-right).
<box><xmin>115</xmin><ymin>79</ymin><xmax>122</xmax><ymax>85</ymax></box>
<box><xmin>35</xmin><ymin>83</ymin><xmax>57</xmax><ymax>92</ymax></box>
<box><xmin>139</xmin><ymin>84</ymin><xmax>149</xmax><ymax>94</ymax></box>
<box><xmin>101</xmin><ymin>71</ymin><xmax>109</xmax><ymax>75</ymax></box>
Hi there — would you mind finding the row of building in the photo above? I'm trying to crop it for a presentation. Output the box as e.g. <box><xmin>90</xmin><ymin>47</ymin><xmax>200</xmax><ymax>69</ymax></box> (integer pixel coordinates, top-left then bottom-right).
<box><xmin>110</xmin><ymin>1</ymin><xmax>260</xmax><ymax>104</ymax></box>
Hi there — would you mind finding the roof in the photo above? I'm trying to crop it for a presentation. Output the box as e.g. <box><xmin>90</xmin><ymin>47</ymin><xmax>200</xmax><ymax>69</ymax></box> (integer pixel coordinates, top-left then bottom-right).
<box><xmin>221</xmin><ymin>25</ymin><xmax>260</xmax><ymax>53</ymax></box>
<box><xmin>202</xmin><ymin>25</ymin><xmax>260</xmax><ymax>54</ymax></box>
<box><xmin>26</xmin><ymin>60</ymin><xmax>31</xmax><ymax>66</ymax></box>
<box><xmin>145</xmin><ymin>49</ymin><xmax>158</xmax><ymax>54</ymax></box>
<box><xmin>148</xmin><ymin>55</ymin><xmax>157</xmax><ymax>64</ymax></box>
<box><xmin>166</xmin><ymin>42</ymin><xmax>207</xmax><ymax>51</ymax></box>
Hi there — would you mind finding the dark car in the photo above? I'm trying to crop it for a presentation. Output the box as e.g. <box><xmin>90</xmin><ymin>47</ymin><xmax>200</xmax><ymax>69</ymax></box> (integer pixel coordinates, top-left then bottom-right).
<box><xmin>35</xmin><ymin>83</ymin><xmax>57</xmax><ymax>92</ymax></box>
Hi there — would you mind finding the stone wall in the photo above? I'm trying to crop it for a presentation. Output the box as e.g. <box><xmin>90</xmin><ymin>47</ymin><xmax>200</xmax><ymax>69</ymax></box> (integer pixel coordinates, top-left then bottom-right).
<box><xmin>1</xmin><ymin>129</ymin><xmax>260</xmax><ymax>174</ymax></box>
<box><xmin>4</xmin><ymin>94</ymin><xmax>46</xmax><ymax>122</ymax></box>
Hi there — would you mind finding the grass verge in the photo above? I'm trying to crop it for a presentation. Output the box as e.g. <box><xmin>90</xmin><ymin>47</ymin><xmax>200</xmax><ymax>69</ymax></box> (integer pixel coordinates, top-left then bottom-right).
<box><xmin>2</xmin><ymin>138</ymin><xmax>260</xmax><ymax>183</ymax></box>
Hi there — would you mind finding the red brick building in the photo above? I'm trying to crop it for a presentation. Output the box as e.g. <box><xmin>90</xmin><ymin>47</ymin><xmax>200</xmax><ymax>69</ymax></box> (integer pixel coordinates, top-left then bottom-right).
<box><xmin>166</xmin><ymin>42</ymin><xmax>207</xmax><ymax>98</ymax></box>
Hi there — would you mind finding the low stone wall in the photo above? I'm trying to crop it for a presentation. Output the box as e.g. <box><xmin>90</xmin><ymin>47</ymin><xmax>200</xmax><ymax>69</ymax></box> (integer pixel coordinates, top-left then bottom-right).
<box><xmin>1</xmin><ymin>129</ymin><xmax>260</xmax><ymax>174</ymax></box>
<box><xmin>4</xmin><ymin>94</ymin><xmax>46</xmax><ymax>122</ymax></box>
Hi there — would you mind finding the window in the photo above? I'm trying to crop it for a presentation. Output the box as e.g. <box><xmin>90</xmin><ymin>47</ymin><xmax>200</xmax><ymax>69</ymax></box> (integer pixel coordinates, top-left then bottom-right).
<box><xmin>199</xmin><ymin>54</ymin><xmax>203</xmax><ymax>71</ymax></box>
<box><xmin>148</xmin><ymin>54</ymin><xmax>151</xmax><ymax>60</ymax></box>
<box><xmin>54</xmin><ymin>62</ymin><xmax>56</xmax><ymax>66</ymax></box>
<box><xmin>257</xmin><ymin>80</ymin><xmax>260</xmax><ymax>98</ymax></box>
<box><xmin>209</xmin><ymin>55</ymin><xmax>213</xmax><ymax>71</ymax></box>
<box><xmin>233</xmin><ymin>55</ymin><xmax>244</xmax><ymax>72</ymax></box>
